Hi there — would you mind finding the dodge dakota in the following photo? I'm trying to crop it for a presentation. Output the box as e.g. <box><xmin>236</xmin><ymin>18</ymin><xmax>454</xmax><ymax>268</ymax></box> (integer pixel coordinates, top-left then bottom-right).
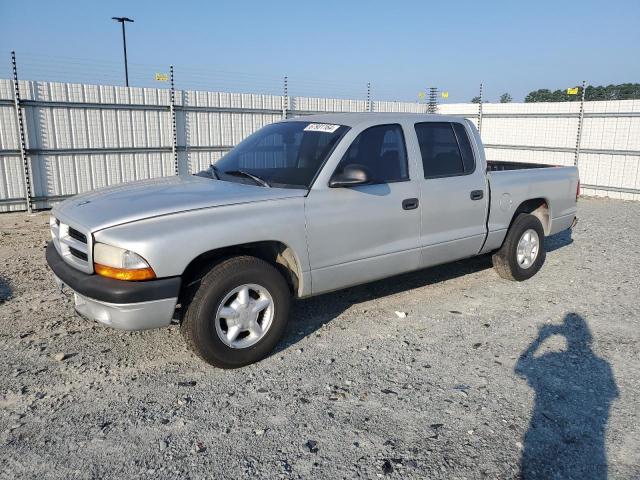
<box><xmin>46</xmin><ymin>113</ymin><xmax>579</xmax><ymax>367</ymax></box>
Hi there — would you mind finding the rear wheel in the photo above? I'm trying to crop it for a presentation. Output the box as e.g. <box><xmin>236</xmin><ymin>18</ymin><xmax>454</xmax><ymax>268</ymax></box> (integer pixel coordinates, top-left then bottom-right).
<box><xmin>492</xmin><ymin>213</ymin><xmax>546</xmax><ymax>281</ymax></box>
<box><xmin>181</xmin><ymin>256</ymin><xmax>291</xmax><ymax>368</ymax></box>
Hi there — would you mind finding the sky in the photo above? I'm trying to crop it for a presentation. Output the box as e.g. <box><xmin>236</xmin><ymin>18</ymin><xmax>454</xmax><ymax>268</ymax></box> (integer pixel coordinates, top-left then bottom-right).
<box><xmin>1</xmin><ymin>0</ymin><xmax>639</xmax><ymax>103</ymax></box>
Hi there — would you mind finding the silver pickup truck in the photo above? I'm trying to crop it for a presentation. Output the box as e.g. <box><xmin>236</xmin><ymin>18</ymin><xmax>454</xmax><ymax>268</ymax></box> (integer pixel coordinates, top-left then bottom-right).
<box><xmin>46</xmin><ymin>113</ymin><xmax>578</xmax><ymax>367</ymax></box>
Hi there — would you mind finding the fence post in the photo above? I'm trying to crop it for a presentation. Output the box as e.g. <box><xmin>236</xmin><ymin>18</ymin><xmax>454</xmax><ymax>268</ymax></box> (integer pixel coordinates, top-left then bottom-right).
<box><xmin>183</xmin><ymin>89</ymin><xmax>191</xmax><ymax>174</ymax></box>
<box><xmin>427</xmin><ymin>87</ymin><xmax>438</xmax><ymax>113</ymax></box>
<box><xmin>11</xmin><ymin>51</ymin><xmax>32</xmax><ymax>213</ymax></box>
<box><xmin>574</xmin><ymin>80</ymin><xmax>586</xmax><ymax>167</ymax></box>
<box><xmin>478</xmin><ymin>82</ymin><xmax>484</xmax><ymax>135</ymax></box>
<box><xmin>169</xmin><ymin>65</ymin><xmax>179</xmax><ymax>175</ymax></box>
<box><xmin>282</xmin><ymin>75</ymin><xmax>288</xmax><ymax>119</ymax></box>
<box><xmin>366</xmin><ymin>82</ymin><xmax>371</xmax><ymax>112</ymax></box>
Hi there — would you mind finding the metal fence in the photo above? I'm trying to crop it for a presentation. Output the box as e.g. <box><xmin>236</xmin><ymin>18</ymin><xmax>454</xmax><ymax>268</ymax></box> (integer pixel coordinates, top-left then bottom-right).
<box><xmin>440</xmin><ymin>100</ymin><xmax>640</xmax><ymax>200</ymax></box>
<box><xmin>1</xmin><ymin>55</ymin><xmax>639</xmax><ymax>212</ymax></box>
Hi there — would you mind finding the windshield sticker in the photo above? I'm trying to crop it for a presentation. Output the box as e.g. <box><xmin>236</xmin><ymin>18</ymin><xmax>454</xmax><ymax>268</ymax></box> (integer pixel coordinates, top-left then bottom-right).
<box><xmin>304</xmin><ymin>123</ymin><xmax>341</xmax><ymax>133</ymax></box>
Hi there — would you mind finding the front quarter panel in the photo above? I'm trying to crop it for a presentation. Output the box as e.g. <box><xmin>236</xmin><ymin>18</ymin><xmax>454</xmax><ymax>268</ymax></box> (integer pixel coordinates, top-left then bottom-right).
<box><xmin>93</xmin><ymin>197</ymin><xmax>310</xmax><ymax>294</ymax></box>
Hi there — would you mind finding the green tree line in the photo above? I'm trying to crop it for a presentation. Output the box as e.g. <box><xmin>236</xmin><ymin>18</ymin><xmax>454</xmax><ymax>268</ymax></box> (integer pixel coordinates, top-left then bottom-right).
<box><xmin>470</xmin><ymin>94</ymin><xmax>512</xmax><ymax>103</ymax></box>
<box><xmin>524</xmin><ymin>83</ymin><xmax>640</xmax><ymax>102</ymax></box>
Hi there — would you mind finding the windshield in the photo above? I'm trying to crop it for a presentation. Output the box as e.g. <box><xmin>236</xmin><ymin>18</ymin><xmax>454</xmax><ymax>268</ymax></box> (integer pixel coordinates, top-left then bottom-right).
<box><xmin>208</xmin><ymin>121</ymin><xmax>349</xmax><ymax>189</ymax></box>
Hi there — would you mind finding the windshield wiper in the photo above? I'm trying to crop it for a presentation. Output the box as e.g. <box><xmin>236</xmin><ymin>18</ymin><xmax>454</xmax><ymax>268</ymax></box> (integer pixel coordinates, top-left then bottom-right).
<box><xmin>208</xmin><ymin>163</ymin><xmax>221</xmax><ymax>179</ymax></box>
<box><xmin>224</xmin><ymin>170</ymin><xmax>271</xmax><ymax>187</ymax></box>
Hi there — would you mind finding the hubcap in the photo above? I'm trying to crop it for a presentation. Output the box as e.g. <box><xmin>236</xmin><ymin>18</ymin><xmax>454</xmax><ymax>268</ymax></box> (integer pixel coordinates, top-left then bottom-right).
<box><xmin>516</xmin><ymin>229</ymin><xmax>540</xmax><ymax>269</ymax></box>
<box><xmin>214</xmin><ymin>284</ymin><xmax>274</xmax><ymax>349</ymax></box>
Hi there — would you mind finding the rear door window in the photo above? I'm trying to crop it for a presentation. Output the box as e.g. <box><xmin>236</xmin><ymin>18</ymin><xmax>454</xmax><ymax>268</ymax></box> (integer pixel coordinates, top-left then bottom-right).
<box><xmin>415</xmin><ymin>122</ymin><xmax>475</xmax><ymax>178</ymax></box>
<box><xmin>452</xmin><ymin>123</ymin><xmax>476</xmax><ymax>173</ymax></box>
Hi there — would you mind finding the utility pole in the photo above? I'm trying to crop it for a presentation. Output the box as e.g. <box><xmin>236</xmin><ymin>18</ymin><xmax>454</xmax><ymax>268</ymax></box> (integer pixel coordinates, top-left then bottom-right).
<box><xmin>112</xmin><ymin>16</ymin><xmax>134</xmax><ymax>87</ymax></box>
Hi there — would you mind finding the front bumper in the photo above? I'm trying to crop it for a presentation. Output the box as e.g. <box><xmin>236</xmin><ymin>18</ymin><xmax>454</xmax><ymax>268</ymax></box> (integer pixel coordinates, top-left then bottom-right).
<box><xmin>46</xmin><ymin>242</ymin><xmax>181</xmax><ymax>331</ymax></box>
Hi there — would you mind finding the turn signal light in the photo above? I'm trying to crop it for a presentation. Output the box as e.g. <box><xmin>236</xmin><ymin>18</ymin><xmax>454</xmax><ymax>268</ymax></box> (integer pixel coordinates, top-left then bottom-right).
<box><xmin>94</xmin><ymin>263</ymin><xmax>156</xmax><ymax>281</ymax></box>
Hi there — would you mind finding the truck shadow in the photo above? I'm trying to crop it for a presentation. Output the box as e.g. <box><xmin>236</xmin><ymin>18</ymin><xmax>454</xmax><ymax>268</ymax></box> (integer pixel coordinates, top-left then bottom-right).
<box><xmin>279</xmin><ymin>253</ymin><xmax>495</xmax><ymax>352</ymax></box>
<box><xmin>545</xmin><ymin>228</ymin><xmax>573</xmax><ymax>252</ymax></box>
<box><xmin>279</xmin><ymin>229</ymin><xmax>575</xmax><ymax>351</ymax></box>
<box><xmin>0</xmin><ymin>276</ymin><xmax>12</xmax><ymax>304</ymax></box>
<box><xmin>515</xmin><ymin>313</ymin><xmax>618</xmax><ymax>479</ymax></box>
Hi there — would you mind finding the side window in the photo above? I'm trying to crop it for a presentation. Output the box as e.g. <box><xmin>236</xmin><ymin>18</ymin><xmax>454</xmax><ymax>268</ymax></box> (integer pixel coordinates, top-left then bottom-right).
<box><xmin>452</xmin><ymin>123</ymin><xmax>476</xmax><ymax>173</ymax></box>
<box><xmin>335</xmin><ymin>124</ymin><xmax>408</xmax><ymax>183</ymax></box>
<box><xmin>415</xmin><ymin>122</ymin><xmax>475</xmax><ymax>178</ymax></box>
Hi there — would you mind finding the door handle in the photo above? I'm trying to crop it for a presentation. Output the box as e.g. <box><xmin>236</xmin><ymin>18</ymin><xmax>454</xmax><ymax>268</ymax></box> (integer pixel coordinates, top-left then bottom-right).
<box><xmin>402</xmin><ymin>198</ymin><xmax>419</xmax><ymax>210</ymax></box>
<box><xmin>470</xmin><ymin>190</ymin><xmax>484</xmax><ymax>201</ymax></box>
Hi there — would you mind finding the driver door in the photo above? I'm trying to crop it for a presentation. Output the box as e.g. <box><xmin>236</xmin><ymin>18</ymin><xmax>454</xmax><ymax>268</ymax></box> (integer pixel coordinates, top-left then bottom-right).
<box><xmin>304</xmin><ymin>123</ymin><xmax>421</xmax><ymax>295</ymax></box>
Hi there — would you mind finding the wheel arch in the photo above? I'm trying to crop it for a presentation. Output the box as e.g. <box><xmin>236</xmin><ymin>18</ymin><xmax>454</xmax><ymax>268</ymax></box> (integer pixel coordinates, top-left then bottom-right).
<box><xmin>179</xmin><ymin>241</ymin><xmax>303</xmax><ymax>303</ymax></box>
<box><xmin>510</xmin><ymin>198</ymin><xmax>551</xmax><ymax>235</ymax></box>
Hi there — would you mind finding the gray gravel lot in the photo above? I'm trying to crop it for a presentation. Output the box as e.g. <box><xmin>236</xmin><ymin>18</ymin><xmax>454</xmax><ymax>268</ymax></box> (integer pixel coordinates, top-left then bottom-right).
<box><xmin>0</xmin><ymin>197</ymin><xmax>639</xmax><ymax>479</ymax></box>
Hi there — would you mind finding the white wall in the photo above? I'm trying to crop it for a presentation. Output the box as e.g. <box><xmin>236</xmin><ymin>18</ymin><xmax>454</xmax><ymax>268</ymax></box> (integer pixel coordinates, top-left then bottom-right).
<box><xmin>439</xmin><ymin>101</ymin><xmax>640</xmax><ymax>200</ymax></box>
<box><xmin>1</xmin><ymin>79</ymin><xmax>639</xmax><ymax>212</ymax></box>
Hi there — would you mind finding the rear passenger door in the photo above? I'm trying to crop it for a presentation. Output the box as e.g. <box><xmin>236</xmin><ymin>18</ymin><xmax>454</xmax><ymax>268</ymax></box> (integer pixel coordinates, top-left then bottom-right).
<box><xmin>414</xmin><ymin>121</ymin><xmax>488</xmax><ymax>267</ymax></box>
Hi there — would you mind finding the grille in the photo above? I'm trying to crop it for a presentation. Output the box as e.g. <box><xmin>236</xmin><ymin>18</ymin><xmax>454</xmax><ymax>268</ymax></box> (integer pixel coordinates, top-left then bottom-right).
<box><xmin>50</xmin><ymin>216</ymin><xmax>93</xmax><ymax>274</ymax></box>
<box><xmin>69</xmin><ymin>247</ymin><xmax>88</xmax><ymax>261</ymax></box>
<box><xmin>68</xmin><ymin>227</ymin><xmax>87</xmax><ymax>244</ymax></box>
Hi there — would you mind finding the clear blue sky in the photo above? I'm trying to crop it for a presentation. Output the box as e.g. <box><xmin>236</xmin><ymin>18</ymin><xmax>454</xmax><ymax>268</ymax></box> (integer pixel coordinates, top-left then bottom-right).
<box><xmin>1</xmin><ymin>0</ymin><xmax>639</xmax><ymax>102</ymax></box>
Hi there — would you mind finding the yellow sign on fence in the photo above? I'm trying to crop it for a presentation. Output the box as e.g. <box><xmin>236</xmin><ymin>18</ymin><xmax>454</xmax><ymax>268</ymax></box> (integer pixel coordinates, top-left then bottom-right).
<box><xmin>441</xmin><ymin>91</ymin><xmax>449</xmax><ymax>99</ymax></box>
<box><xmin>155</xmin><ymin>73</ymin><xmax>169</xmax><ymax>82</ymax></box>
<box><xmin>567</xmin><ymin>87</ymin><xmax>579</xmax><ymax>95</ymax></box>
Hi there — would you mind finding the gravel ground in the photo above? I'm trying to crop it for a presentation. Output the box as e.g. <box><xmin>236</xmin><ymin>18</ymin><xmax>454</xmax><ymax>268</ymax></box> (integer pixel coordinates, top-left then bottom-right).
<box><xmin>0</xmin><ymin>197</ymin><xmax>639</xmax><ymax>479</ymax></box>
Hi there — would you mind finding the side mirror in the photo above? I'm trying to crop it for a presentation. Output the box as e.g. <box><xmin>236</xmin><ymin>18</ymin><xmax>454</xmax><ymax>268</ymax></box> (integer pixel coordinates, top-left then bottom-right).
<box><xmin>329</xmin><ymin>164</ymin><xmax>371</xmax><ymax>188</ymax></box>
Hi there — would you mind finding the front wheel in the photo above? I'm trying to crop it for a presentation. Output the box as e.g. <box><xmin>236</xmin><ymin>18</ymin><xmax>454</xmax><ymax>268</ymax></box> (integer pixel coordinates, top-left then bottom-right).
<box><xmin>181</xmin><ymin>256</ymin><xmax>291</xmax><ymax>368</ymax></box>
<box><xmin>492</xmin><ymin>213</ymin><xmax>546</xmax><ymax>281</ymax></box>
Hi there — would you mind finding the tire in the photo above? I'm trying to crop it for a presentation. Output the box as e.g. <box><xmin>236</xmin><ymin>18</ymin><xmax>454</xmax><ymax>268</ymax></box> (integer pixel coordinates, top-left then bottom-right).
<box><xmin>181</xmin><ymin>256</ymin><xmax>291</xmax><ymax>368</ymax></box>
<box><xmin>492</xmin><ymin>213</ymin><xmax>546</xmax><ymax>281</ymax></box>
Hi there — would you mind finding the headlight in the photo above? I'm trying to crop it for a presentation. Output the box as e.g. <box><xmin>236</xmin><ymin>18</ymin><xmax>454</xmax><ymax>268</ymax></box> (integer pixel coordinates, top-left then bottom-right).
<box><xmin>93</xmin><ymin>243</ymin><xmax>156</xmax><ymax>281</ymax></box>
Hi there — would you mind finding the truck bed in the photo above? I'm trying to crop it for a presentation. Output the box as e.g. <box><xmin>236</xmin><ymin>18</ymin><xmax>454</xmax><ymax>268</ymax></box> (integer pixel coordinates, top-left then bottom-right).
<box><xmin>485</xmin><ymin>161</ymin><xmax>579</xmax><ymax>243</ymax></box>
<box><xmin>486</xmin><ymin>160</ymin><xmax>558</xmax><ymax>171</ymax></box>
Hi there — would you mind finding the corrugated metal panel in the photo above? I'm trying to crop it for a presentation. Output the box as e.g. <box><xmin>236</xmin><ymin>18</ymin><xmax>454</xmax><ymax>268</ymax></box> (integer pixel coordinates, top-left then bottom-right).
<box><xmin>375</xmin><ymin>100</ymin><xmax>427</xmax><ymax>113</ymax></box>
<box><xmin>0</xmin><ymin>79</ymin><xmax>14</xmax><ymax>100</ymax></box>
<box><xmin>485</xmin><ymin>147</ymin><xmax>575</xmax><ymax>167</ymax></box>
<box><xmin>0</xmin><ymin>106</ymin><xmax>19</xmax><ymax>150</ymax></box>
<box><xmin>0</xmin><ymin>155</ymin><xmax>26</xmax><ymax>206</ymax></box>
<box><xmin>480</xmin><ymin>117</ymin><xmax>580</xmax><ymax>149</ymax></box>
<box><xmin>1</xmin><ymin>79</ymin><xmax>640</xmax><ymax>212</ymax></box>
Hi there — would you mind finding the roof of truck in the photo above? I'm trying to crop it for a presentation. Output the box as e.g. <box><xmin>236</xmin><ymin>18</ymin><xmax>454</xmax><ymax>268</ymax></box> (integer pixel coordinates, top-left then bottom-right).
<box><xmin>283</xmin><ymin>112</ymin><xmax>468</xmax><ymax>127</ymax></box>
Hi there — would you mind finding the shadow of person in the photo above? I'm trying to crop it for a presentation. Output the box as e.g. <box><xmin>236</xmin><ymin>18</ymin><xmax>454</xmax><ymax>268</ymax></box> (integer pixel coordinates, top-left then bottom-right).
<box><xmin>515</xmin><ymin>313</ymin><xmax>618</xmax><ymax>479</ymax></box>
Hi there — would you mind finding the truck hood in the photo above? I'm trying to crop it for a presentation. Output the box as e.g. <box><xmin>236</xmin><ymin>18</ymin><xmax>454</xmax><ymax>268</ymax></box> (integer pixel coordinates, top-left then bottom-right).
<box><xmin>52</xmin><ymin>175</ymin><xmax>306</xmax><ymax>232</ymax></box>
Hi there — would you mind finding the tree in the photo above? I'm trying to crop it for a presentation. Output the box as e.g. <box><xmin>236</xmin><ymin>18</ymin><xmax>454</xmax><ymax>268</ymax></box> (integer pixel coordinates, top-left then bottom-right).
<box><xmin>500</xmin><ymin>93</ymin><xmax>513</xmax><ymax>103</ymax></box>
<box><xmin>525</xmin><ymin>83</ymin><xmax>640</xmax><ymax>102</ymax></box>
<box><xmin>470</xmin><ymin>96</ymin><xmax>481</xmax><ymax>103</ymax></box>
<box><xmin>525</xmin><ymin>88</ymin><xmax>579</xmax><ymax>103</ymax></box>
